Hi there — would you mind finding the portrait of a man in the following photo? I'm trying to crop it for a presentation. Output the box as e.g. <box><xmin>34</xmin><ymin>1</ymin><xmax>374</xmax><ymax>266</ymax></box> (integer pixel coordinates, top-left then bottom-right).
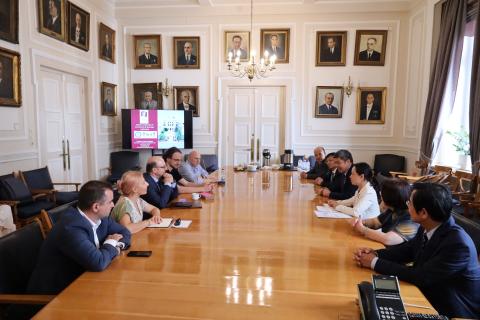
<box><xmin>356</xmin><ymin>87</ymin><xmax>386</xmax><ymax>124</ymax></box>
<box><xmin>140</xmin><ymin>91</ymin><xmax>158</xmax><ymax>110</ymax></box>
<box><xmin>174</xmin><ymin>86</ymin><xmax>199</xmax><ymax>117</ymax></box>
<box><xmin>261</xmin><ymin>29</ymin><xmax>290</xmax><ymax>63</ymax></box>
<box><xmin>134</xmin><ymin>35</ymin><xmax>162</xmax><ymax>69</ymax></box>
<box><xmin>101</xmin><ymin>82</ymin><xmax>116</xmax><ymax>116</ymax></box>
<box><xmin>0</xmin><ymin>0</ymin><xmax>18</xmax><ymax>44</ymax></box>
<box><xmin>99</xmin><ymin>23</ymin><xmax>115</xmax><ymax>63</ymax></box>
<box><xmin>174</xmin><ymin>37</ymin><xmax>200</xmax><ymax>69</ymax></box>
<box><xmin>133</xmin><ymin>83</ymin><xmax>162</xmax><ymax>110</ymax></box>
<box><xmin>225</xmin><ymin>31</ymin><xmax>250</xmax><ymax>62</ymax></box>
<box><xmin>315</xmin><ymin>86</ymin><xmax>343</xmax><ymax>118</ymax></box>
<box><xmin>0</xmin><ymin>47</ymin><xmax>21</xmax><ymax>106</ymax></box>
<box><xmin>354</xmin><ymin>30</ymin><xmax>388</xmax><ymax>66</ymax></box>
<box><xmin>316</xmin><ymin>31</ymin><xmax>346</xmax><ymax>66</ymax></box>
<box><xmin>0</xmin><ymin>58</ymin><xmax>13</xmax><ymax>99</ymax></box>
<box><xmin>67</xmin><ymin>2</ymin><xmax>89</xmax><ymax>51</ymax></box>
<box><xmin>39</xmin><ymin>0</ymin><xmax>65</xmax><ymax>40</ymax></box>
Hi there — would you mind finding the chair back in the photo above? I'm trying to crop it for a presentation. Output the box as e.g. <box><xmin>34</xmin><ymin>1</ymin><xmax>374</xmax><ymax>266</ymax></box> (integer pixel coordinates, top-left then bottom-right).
<box><xmin>108</xmin><ymin>151</ymin><xmax>140</xmax><ymax>184</ymax></box>
<box><xmin>454</xmin><ymin>170</ymin><xmax>474</xmax><ymax>193</ymax></box>
<box><xmin>20</xmin><ymin>167</ymin><xmax>54</xmax><ymax>190</ymax></box>
<box><xmin>373</xmin><ymin>154</ymin><xmax>405</xmax><ymax>176</ymax></box>
<box><xmin>46</xmin><ymin>202</ymin><xmax>76</xmax><ymax>226</ymax></box>
<box><xmin>307</xmin><ymin>156</ymin><xmax>316</xmax><ymax>170</ymax></box>
<box><xmin>0</xmin><ymin>173</ymin><xmax>15</xmax><ymax>200</ymax></box>
<box><xmin>0</xmin><ymin>176</ymin><xmax>33</xmax><ymax>203</ymax></box>
<box><xmin>0</xmin><ymin>219</ymin><xmax>45</xmax><ymax>294</ymax></box>
<box><xmin>200</xmin><ymin>154</ymin><xmax>219</xmax><ymax>173</ymax></box>
<box><xmin>432</xmin><ymin>165</ymin><xmax>453</xmax><ymax>175</ymax></box>
<box><xmin>453</xmin><ymin>213</ymin><xmax>480</xmax><ymax>258</ymax></box>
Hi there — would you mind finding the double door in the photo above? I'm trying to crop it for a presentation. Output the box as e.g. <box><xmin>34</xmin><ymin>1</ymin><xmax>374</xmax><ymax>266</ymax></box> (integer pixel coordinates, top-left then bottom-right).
<box><xmin>227</xmin><ymin>87</ymin><xmax>284</xmax><ymax>166</ymax></box>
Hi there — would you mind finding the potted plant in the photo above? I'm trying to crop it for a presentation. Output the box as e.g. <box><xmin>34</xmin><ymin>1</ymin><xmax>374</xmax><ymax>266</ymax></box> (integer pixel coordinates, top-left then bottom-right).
<box><xmin>446</xmin><ymin>127</ymin><xmax>470</xmax><ymax>169</ymax></box>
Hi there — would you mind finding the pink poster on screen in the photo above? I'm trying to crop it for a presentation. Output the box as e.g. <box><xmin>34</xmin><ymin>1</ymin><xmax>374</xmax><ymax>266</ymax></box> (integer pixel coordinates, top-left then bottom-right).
<box><xmin>131</xmin><ymin>110</ymin><xmax>158</xmax><ymax>149</ymax></box>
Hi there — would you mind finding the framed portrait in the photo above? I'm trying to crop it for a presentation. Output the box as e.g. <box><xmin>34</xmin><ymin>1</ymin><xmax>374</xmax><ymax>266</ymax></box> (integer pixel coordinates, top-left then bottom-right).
<box><xmin>134</xmin><ymin>35</ymin><xmax>162</xmax><ymax>69</ymax></box>
<box><xmin>0</xmin><ymin>47</ymin><xmax>21</xmax><ymax>107</ymax></box>
<box><xmin>315</xmin><ymin>86</ymin><xmax>343</xmax><ymax>118</ymax></box>
<box><xmin>101</xmin><ymin>82</ymin><xmax>117</xmax><ymax>116</ymax></box>
<box><xmin>356</xmin><ymin>87</ymin><xmax>387</xmax><ymax>124</ymax></box>
<box><xmin>0</xmin><ymin>0</ymin><xmax>18</xmax><ymax>44</ymax></box>
<box><xmin>67</xmin><ymin>2</ymin><xmax>89</xmax><ymax>51</ymax></box>
<box><xmin>38</xmin><ymin>0</ymin><xmax>66</xmax><ymax>41</ymax></box>
<box><xmin>173</xmin><ymin>36</ymin><xmax>200</xmax><ymax>69</ymax></box>
<box><xmin>315</xmin><ymin>31</ymin><xmax>347</xmax><ymax>66</ymax></box>
<box><xmin>133</xmin><ymin>83</ymin><xmax>162</xmax><ymax>110</ymax></box>
<box><xmin>174</xmin><ymin>86</ymin><xmax>199</xmax><ymax>117</ymax></box>
<box><xmin>99</xmin><ymin>23</ymin><xmax>115</xmax><ymax>63</ymax></box>
<box><xmin>354</xmin><ymin>30</ymin><xmax>388</xmax><ymax>66</ymax></box>
<box><xmin>260</xmin><ymin>29</ymin><xmax>290</xmax><ymax>63</ymax></box>
<box><xmin>224</xmin><ymin>31</ymin><xmax>250</xmax><ymax>62</ymax></box>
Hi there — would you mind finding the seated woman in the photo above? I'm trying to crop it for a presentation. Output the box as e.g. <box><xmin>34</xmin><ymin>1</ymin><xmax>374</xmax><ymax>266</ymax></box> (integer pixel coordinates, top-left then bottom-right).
<box><xmin>352</xmin><ymin>178</ymin><xmax>419</xmax><ymax>246</ymax></box>
<box><xmin>300</xmin><ymin>146</ymin><xmax>328</xmax><ymax>180</ymax></box>
<box><xmin>111</xmin><ymin>171</ymin><xmax>162</xmax><ymax>234</ymax></box>
<box><xmin>318</xmin><ymin>149</ymin><xmax>357</xmax><ymax>200</ymax></box>
<box><xmin>327</xmin><ymin>162</ymin><xmax>380</xmax><ymax>219</ymax></box>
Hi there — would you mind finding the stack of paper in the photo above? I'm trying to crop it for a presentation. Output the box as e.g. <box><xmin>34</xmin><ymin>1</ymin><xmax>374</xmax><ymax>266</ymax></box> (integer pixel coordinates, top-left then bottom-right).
<box><xmin>314</xmin><ymin>205</ymin><xmax>351</xmax><ymax>219</ymax></box>
<box><xmin>147</xmin><ymin>218</ymin><xmax>173</xmax><ymax>228</ymax></box>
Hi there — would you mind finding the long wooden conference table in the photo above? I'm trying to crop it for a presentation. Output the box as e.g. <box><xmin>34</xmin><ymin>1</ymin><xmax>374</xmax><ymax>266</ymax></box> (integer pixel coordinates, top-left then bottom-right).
<box><xmin>35</xmin><ymin>169</ymin><xmax>435</xmax><ymax>319</ymax></box>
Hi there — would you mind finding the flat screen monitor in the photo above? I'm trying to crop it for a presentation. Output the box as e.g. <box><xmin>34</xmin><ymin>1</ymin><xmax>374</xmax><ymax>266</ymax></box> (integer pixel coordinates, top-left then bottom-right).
<box><xmin>122</xmin><ymin>109</ymin><xmax>193</xmax><ymax>150</ymax></box>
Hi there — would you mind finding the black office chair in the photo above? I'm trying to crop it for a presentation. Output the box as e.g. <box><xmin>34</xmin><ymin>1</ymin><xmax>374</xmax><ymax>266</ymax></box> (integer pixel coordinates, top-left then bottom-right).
<box><xmin>20</xmin><ymin>167</ymin><xmax>79</xmax><ymax>205</ymax></box>
<box><xmin>453</xmin><ymin>213</ymin><xmax>480</xmax><ymax>259</ymax></box>
<box><xmin>0</xmin><ymin>219</ymin><xmax>54</xmax><ymax>319</ymax></box>
<box><xmin>201</xmin><ymin>155</ymin><xmax>219</xmax><ymax>173</ymax></box>
<box><xmin>373</xmin><ymin>154</ymin><xmax>406</xmax><ymax>177</ymax></box>
<box><xmin>107</xmin><ymin>151</ymin><xmax>141</xmax><ymax>185</ymax></box>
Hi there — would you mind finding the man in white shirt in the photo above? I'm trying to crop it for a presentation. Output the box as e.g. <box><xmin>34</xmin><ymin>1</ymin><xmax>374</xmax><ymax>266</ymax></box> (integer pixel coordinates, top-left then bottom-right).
<box><xmin>176</xmin><ymin>89</ymin><xmax>197</xmax><ymax>115</ymax></box>
<box><xmin>178</xmin><ymin>150</ymin><xmax>212</xmax><ymax>184</ymax></box>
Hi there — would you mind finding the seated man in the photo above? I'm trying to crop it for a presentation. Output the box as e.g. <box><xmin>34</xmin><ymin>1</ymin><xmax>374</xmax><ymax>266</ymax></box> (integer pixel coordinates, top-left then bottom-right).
<box><xmin>142</xmin><ymin>156</ymin><xmax>179</xmax><ymax>209</ymax></box>
<box><xmin>354</xmin><ymin>183</ymin><xmax>480</xmax><ymax>318</ymax></box>
<box><xmin>163</xmin><ymin>147</ymin><xmax>213</xmax><ymax>194</ymax></box>
<box><xmin>178</xmin><ymin>150</ymin><xmax>211</xmax><ymax>184</ymax></box>
<box><xmin>300</xmin><ymin>146</ymin><xmax>328</xmax><ymax>181</ymax></box>
<box><xmin>27</xmin><ymin>181</ymin><xmax>131</xmax><ymax>295</ymax></box>
<box><xmin>318</xmin><ymin>149</ymin><xmax>357</xmax><ymax>200</ymax></box>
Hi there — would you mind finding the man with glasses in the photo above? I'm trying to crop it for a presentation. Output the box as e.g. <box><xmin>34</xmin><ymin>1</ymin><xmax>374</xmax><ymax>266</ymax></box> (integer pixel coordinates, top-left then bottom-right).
<box><xmin>177</xmin><ymin>41</ymin><xmax>197</xmax><ymax>65</ymax></box>
<box><xmin>142</xmin><ymin>156</ymin><xmax>178</xmax><ymax>209</ymax></box>
<box><xmin>353</xmin><ymin>183</ymin><xmax>480</xmax><ymax>318</ymax></box>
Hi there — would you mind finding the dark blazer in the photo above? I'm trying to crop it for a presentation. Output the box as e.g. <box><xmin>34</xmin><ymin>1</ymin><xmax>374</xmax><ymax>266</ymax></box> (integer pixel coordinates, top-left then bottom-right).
<box><xmin>102</xmin><ymin>44</ymin><xmax>113</xmax><ymax>59</ymax></box>
<box><xmin>326</xmin><ymin>166</ymin><xmax>357</xmax><ymax>200</ymax></box>
<box><xmin>374</xmin><ymin>217</ymin><xmax>480</xmax><ymax>318</ymax></box>
<box><xmin>318</xmin><ymin>104</ymin><xmax>339</xmax><ymax>115</ymax></box>
<box><xmin>70</xmin><ymin>27</ymin><xmax>86</xmax><ymax>45</ymax></box>
<box><xmin>358</xmin><ymin>50</ymin><xmax>381</xmax><ymax>61</ymax></box>
<box><xmin>103</xmin><ymin>99</ymin><xmax>114</xmax><ymax>114</ymax></box>
<box><xmin>27</xmin><ymin>208</ymin><xmax>131</xmax><ymax>295</ymax></box>
<box><xmin>320</xmin><ymin>169</ymin><xmax>336</xmax><ymax>187</ymax></box>
<box><xmin>321</xmin><ymin>47</ymin><xmax>341</xmax><ymax>62</ymax></box>
<box><xmin>138</xmin><ymin>53</ymin><xmax>158</xmax><ymax>65</ymax></box>
<box><xmin>177</xmin><ymin>54</ymin><xmax>197</xmax><ymax>65</ymax></box>
<box><xmin>177</xmin><ymin>103</ymin><xmax>197</xmax><ymax>114</ymax></box>
<box><xmin>266</xmin><ymin>46</ymin><xmax>284</xmax><ymax>59</ymax></box>
<box><xmin>46</xmin><ymin>15</ymin><xmax>61</xmax><ymax>34</ymax></box>
<box><xmin>360</xmin><ymin>104</ymin><xmax>381</xmax><ymax>120</ymax></box>
<box><xmin>306</xmin><ymin>161</ymin><xmax>329</xmax><ymax>180</ymax></box>
<box><xmin>141</xmin><ymin>173</ymin><xmax>178</xmax><ymax>209</ymax></box>
<box><xmin>0</xmin><ymin>78</ymin><xmax>13</xmax><ymax>99</ymax></box>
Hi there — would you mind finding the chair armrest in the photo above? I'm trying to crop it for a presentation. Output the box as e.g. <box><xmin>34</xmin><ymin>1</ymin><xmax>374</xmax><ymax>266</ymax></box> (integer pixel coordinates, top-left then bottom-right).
<box><xmin>0</xmin><ymin>294</ymin><xmax>55</xmax><ymax>305</ymax></box>
<box><xmin>389</xmin><ymin>171</ymin><xmax>408</xmax><ymax>177</ymax></box>
<box><xmin>52</xmin><ymin>182</ymin><xmax>81</xmax><ymax>191</ymax></box>
<box><xmin>0</xmin><ymin>200</ymin><xmax>20</xmax><ymax>207</ymax></box>
<box><xmin>31</xmin><ymin>188</ymin><xmax>56</xmax><ymax>195</ymax></box>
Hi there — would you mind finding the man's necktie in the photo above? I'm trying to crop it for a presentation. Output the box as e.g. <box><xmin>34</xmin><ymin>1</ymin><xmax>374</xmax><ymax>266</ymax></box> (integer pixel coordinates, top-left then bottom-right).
<box><xmin>368</xmin><ymin>52</ymin><xmax>371</xmax><ymax>59</ymax></box>
<box><xmin>422</xmin><ymin>233</ymin><xmax>428</xmax><ymax>248</ymax></box>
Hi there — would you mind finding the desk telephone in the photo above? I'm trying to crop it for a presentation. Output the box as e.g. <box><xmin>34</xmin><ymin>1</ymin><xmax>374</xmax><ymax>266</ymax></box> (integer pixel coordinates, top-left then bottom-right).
<box><xmin>357</xmin><ymin>275</ymin><xmax>448</xmax><ymax>320</ymax></box>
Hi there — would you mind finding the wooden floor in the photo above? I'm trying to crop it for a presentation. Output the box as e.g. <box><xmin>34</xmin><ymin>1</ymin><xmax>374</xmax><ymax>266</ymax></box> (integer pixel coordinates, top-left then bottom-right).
<box><xmin>35</xmin><ymin>169</ymin><xmax>434</xmax><ymax>319</ymax></box>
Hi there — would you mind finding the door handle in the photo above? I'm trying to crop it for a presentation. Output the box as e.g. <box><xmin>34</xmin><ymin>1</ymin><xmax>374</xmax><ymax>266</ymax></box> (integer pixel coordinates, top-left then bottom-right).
<box><xmin>257</xmin><ymin>138</ymin><xmax>260</xmax><ymax>162</ymax></box>
<box><xmin>59</xmin><ymin>139</ymin><xmax>67</xmax><ymax>170</ymax></box>
<box><xmin>250</xmin><ymin>135</ymin><xmax>254</xmax><ymax>163</ymax></box>
<box><xmin>66</xmin><ymin>139</ymin><xmax>71</xmax><ymax>170</ymax></box>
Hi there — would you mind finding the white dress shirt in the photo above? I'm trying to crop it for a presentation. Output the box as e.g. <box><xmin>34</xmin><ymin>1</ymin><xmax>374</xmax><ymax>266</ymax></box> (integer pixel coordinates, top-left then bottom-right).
<box><xmin>77</xmin><ymin>208</ymin><xmax>117</xmax><ymax>249</ymax></box>
<box><xmin>365</xmin><ymin>103</ymin><xmax>373</xmax><ymax>119</ymax></box>
<box><xmin>335</xmin><ymin>182</ymin><xmax>380</xmax><ymax>219</ymax></box>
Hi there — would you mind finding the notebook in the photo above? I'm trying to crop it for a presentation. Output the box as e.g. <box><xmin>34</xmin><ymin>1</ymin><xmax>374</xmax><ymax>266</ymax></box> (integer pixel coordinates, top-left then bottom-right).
<box><xmin>147</xmin><ymin>218</ymin><xmax>173</xmax><ymax>228</ymax></box>
<box><xmin>314</xmin><ymin>205</ymin><xmax>351</xmax><ymax>219</ymax></box>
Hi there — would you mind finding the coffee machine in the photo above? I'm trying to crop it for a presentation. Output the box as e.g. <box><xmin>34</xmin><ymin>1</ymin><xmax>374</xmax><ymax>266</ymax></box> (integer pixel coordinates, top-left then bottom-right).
<box><xmin>262</xmin><ymin>149</ymin><xmax>271</xmax><ymax>167</ymax></box>
<box><xmin>282</xmin><ymin>149</ymin><xmax>295</xmax><ymax>170</ymax></box>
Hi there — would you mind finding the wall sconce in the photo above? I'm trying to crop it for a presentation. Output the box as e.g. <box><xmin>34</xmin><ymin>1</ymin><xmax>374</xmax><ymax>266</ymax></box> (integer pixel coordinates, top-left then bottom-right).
<box><xmin>161</xmin><ymin>78</ymin><xmax>173</xmax><ymax>97</ymax></box>
<box><xmin>344</xmin><ymin>76</ymin><xmax>353</xmax><ymax>97</ymax></box>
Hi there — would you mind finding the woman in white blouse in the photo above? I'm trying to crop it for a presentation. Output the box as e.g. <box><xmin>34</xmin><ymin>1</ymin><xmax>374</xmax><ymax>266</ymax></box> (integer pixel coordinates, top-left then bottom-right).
<box><xmin>111</xmin><ymin>171</ymin><xmax>162</xmax><ymax>233</ymax></box>
<box><xmin>327</xmin><ymin>162</ymin><xmax>380</xmax><ymax>219</ymax></box>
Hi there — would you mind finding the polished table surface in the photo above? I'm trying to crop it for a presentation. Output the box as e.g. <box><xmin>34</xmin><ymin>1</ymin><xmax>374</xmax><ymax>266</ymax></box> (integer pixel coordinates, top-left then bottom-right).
<box><xmin>35</xmin><ymin>169</ymin><xmax>435</xmax><ymax>319</ymax></box>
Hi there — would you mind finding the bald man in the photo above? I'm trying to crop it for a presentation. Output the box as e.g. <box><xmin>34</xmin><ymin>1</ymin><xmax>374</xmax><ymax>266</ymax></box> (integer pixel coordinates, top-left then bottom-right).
<box><xmin>141</xmin><ymin>156</ymin><xmax>179</xmax><ymax>209</ymax></box>
<box><xmin>300</xmin><ymin>146</ymin><xmax>329</xmax><ymax>182</ymax></box>
<box><xmin>178</xmin><ymin>150</ymin><xmax>211</xmax><ymax>184</ymax></box>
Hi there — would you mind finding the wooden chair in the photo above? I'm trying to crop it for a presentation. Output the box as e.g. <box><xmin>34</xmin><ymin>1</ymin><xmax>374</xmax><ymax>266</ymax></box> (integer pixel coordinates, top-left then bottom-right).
<box><xmin>38</xmin><ymin>201</ymin><xmax>76</xmax><ymax>235</ymax></box>
<box><xmin>458</xmin><ymin>175</ymin><xmax>480</xmax><ymax>217</ymax></box>
<box><xmin>431</xmin><ymin>165</ymin><xmax>453</xmax><ymax>175</ymax></box>
<box><xmin>0</xmin><ymin>219</ymin><xmax>55</xmax><ymax>319</ymax></box>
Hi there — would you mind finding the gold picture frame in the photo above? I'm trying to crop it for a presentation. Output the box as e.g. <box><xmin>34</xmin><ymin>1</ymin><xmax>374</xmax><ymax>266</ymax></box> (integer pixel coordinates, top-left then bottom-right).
<box><xmin>99</xmin><ymin>23</ymin><xmax>115</xmax><ymax>63</ymax></box>
<box><xmin>133</xmin><ymin>83</ymin><xmax>162</xmax><ymax>110</ymax></box>
<box><xmin>354</xmin><ymin>30</ymin><xmax>388</xmax><ymax>66</ymax></box>
<box><xmin>101</xmin><ymin>82</ymin><xmax>117</xmax><ymax>116</ymax></box>
<box><xmin>356</xmin><ymin>87</ymin><xmax>387</xmax><ymax>124</ymax></box>
<box><xmin>174</xmin><ymin>86</ymin><xmax>199</xmax><ymax>117</ymax></box>
<box><xmin>260</xmin><ymin>28</ymin><xmax>290</xmax><ymax>64</ymax></box>
<box><xmin>67</xmin><ymin>2</ymin><xmax>90</xmax><ymax>51</ymax></box>
<box><xmin>0</xmin><ymin>0</ymin><xmax>19</xmax><ymax>44</ymax></box>
<box><xmin>315</xmin><ymin>86</ymin><xmax>344</xmax><ymax>118</ymax></box>
<box><xmin>0</xmin><ymin>47</ymin><xmax>21</xmax><ymax>107</ymax></box>
<box><xmin>224</xmin><ymin>31</ymin><xmax>250</xmax><ymax>62</ymax></box>
<box><xmin>38</xmin><ymin>0</ymin><xmax>66</xmax><ymax>41</ymax></box>
<box><xmin>315</xmin><ymin>31</ymin><xmax>347</xmax><ymax>66</ymax></box>
<box><xmin>173</xmin><ymin>36</ymin><xmax>200</xmax><ymax>69</ymax></box>
<box><xmin>134</xmin><ymin>34</ymin><xmax>162</xmax><ymax>69</ymax></box>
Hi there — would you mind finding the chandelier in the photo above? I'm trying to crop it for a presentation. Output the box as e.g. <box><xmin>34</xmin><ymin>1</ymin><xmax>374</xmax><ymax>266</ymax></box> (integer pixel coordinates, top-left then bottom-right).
<box><xmin>226</xmin><ymin>0</ymin><xmax>276</xmax><ymax>81</ymax></box>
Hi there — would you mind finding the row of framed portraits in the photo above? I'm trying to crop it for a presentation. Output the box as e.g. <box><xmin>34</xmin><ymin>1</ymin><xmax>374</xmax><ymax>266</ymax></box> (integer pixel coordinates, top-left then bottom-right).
<box><xmin>101</xmin><ymin>82</ymin><xmax>200</xmax><ymax>118</ymax></box>
<box><xmin>315</xmin><ymin>86</ymin><xmax>387</xmax><ymax>124</ymax></box>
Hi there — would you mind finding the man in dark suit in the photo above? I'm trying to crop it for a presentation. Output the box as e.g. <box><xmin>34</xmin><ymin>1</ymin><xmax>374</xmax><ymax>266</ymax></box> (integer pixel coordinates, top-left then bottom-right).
<box><xmin>177</xmin><ymin>41</ymin><xmax>197</xmax><ymax>65</ymax></box>
<box><xmin>138</xmin><ymin>42</ymin><xmax>158</xmax><ymax>65</ymax></box>
<box><xmin>318</xmin><ymin>92</ymin><xmax>339</xmax><ymax>115</ymax></box>
<box><xmin>142</xmin><ymin>156</ymin><xmax>179</xmax><ymax>209</ymax></box>
<box><xmin>318</xmin><ymin>149</ymin><xmax>357</xmax><ymax>200</ymax></box>
<box><xmin>358</xmin><ymin>37</ymin><xmax>381</xmax><ymax>61</ymax></box>
<box><xmin>0</xmin><ymin>60</ymin><xmax>13</xmax><ymax>99</ymax></box>
<box><xmin>265</xmin><ymin>34</ymin><xmax>284</xmax><ymax>60</ymax></box>
<box><xmin>70</xmin><ymin>12</ymin><xmax>85</xmax><ymax>45</ymax></box>
<box><xmin>229</xmin><ymin>35</ymin><xmax>247</xmax><ymax>60</ymax></box>
<box><xmin>27</xmin><ymin>181</ymin><xmax>131</xmax><ymax>295</ymax></box>
<box><xmin>354</xmin><ymin>183</ymin><xmax>480</xmax><ymax>318</ymax></box>
<box><xmin>103</xmin><ymin>88</ymin><xmax>114</xmax><ymax>114</ymax></box>
<box><xmin>45</xmin><ymin>0</ymin><xmax>61</xmax><ymax>34</ymax></box>
<box><xmin>102</xmin><ymin>33</ymin><xmax>113</xmax><ymax>60</ymax></box>
<box><xmin>177</xmin><ymin>89</ymin><xmax>197</xmax><ymax>114</ymax></box>
<box><xmin>360</xmin><ymin>93</ymin><xmax>381</xmax><ymax>120</ymax></box>
<box><xmin>321</xmin><ymin>37</ymin><xmax>341</xmax><ymax>62</ymax></box>
<box><xmin>300</xmin><ymin>146</ymin><xmax>329</xmax><ymax>180</ymax></box>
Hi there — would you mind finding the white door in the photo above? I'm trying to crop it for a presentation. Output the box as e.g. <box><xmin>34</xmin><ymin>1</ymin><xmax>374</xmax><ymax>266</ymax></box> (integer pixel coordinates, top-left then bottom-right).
<box><xmin>227</xmin><ymin>87</ymin><xmax>284</xmax><ymax>166</ymax></box>
<box><xmin>38</xmin><ymin>67</ymin><xmax>88</xmax><ymax>188</ymax></box>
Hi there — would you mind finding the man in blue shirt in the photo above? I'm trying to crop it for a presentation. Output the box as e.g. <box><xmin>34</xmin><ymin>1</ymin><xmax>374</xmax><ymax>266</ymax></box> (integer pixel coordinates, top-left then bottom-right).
<box><xmin>178</xmin><ymin>150</ymin><xmax>211</xmax><ymax>184</ymax></box>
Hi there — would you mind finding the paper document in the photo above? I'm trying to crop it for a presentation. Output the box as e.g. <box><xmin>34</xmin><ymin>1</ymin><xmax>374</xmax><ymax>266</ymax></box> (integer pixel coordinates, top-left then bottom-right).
<box><xmin>172</xmin><ymin>220</ymin><xmax>192</xmax><ymax>229</ymax></box>
<box><xmin>148</xmin><ymin>218</ymin><xmax>173</xmax><ymax>228</ymax></box>
<box><xmin>315</xmin><ymin>205</ymin><xmax>351</xmax><ymax>219</ymax></box>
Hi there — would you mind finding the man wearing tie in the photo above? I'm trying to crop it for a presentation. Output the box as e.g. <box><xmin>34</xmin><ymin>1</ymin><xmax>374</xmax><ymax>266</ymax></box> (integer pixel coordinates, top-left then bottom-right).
<box><xmin>138</xmin><ymin>43</ymin><xmax>158</xmax><ymax>65</ymax></box>
<box><xmin>360</xmin><ymin>93</ymin><xmax>381</xmax><ymax>120</ymax></box>
<box><xmin>177</xmin><ymin>90</ymin><xmax>197</xmax><ymax>115</ymax></box>
<box><xmin>102</xmin><ymin>33</ymin><xmax>113</xmax><ymax>60</ymax></box>
<box><xmin>45</xmin><ymin>0</ymin><xmax>61</xmax><ymax>34</ymax></box>
<box><xmin>354</xmin><ymin>183</ymin><xmax>480</xmax><ymax>318</ymax></box>
<box><xmin>70</xmin><ymin>13</ymin><xmax>86</xmax><ymax>45</ymax></box>
<box><xmin>265</xmin><ymin>34</ymin><xmax>284</xmax><ymax>60</ymax></box>
<box><xmin>177</xmin><ymin>42</ymin><xmax>197</xmax><ymax>65</ymax></box>
<box><xmin>321</xmin><ymin>37</ymin><xmax>341</xmax><ymax>62</ymax></box>
<box><xmin>318</xmin><ymin>92</ymin><xmax>339</xmax><ymax>115</ymax></box>
<box><xmin>142</xmin><ymin>156</ymin><xmax>178</xmax><ymax>209</ymax></box>
<box><xmin>358</xmin><ymin>37</ymin><xmax>381</xmax><ymax>61</ymax></box>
